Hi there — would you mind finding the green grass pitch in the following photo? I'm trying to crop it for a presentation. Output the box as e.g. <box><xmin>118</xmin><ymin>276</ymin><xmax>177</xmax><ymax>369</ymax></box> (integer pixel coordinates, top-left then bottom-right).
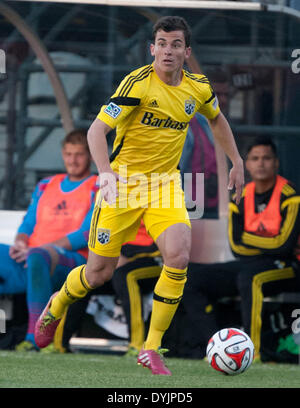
<box><xmin>0</xmin><ymin>350</ymin><xmax>299</xmax><ymax>389</ymax></box>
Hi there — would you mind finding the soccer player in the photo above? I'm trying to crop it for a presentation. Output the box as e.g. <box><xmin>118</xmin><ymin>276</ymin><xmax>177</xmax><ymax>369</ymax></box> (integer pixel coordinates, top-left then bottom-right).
<box><xmin>0</xmin><ymin>130</ymin><xmax>98</xmax><ymax>351</ymax></box>
<box><xmin>35</xmin><ymin>16</ymin><xmax>244</xmax><ymax>375</ymax></box>
<box><xmin>182</xmin><ymin>136</ymin><xmax>300</xmax><ymax>360</ymax></box>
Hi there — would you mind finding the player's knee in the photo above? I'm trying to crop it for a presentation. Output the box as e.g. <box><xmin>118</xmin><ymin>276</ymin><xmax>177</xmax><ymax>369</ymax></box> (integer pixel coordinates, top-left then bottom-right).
<box><xmin>164</xmin><ymin>251</ymin><xmax>189</xmax><ymax>270</ymax></box>
<box><xmin>161</xmin><ymin>236</ymin><xmax>190</xmax><ymax>269</ymax></box>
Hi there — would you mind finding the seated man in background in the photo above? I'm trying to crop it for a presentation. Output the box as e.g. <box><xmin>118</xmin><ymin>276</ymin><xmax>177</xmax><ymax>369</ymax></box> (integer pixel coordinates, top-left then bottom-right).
<box><xmin>0</xmin><ymin>129</ymin><xmax>98</xmax><ymax>351</ymax></box>
<box><xmin>182</xmin><ymin>135</ymin><xmax>300</xmax><ymax>360</ymax></box>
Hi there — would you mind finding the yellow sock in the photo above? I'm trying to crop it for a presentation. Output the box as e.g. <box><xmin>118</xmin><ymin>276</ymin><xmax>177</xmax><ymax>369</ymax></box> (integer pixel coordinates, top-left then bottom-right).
<box><xmin>50</xmin><ymin>265</ymin><xmax>92</xmax><ymax>319</ymax></box>
<box><xmin>144</xmin><ymin>265</ymin><xmax>187</xmax><ymax>351</ymax></box>
<box><xmin>53</xmin><ymin>307</ymin><xmax>69</xmax><ymax>353</ymax></box>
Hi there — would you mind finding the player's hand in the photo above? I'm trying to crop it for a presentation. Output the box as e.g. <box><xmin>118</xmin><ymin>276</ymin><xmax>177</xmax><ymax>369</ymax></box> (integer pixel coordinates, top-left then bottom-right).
<box><xmin>99</xmin><ymin>169</ymin><xmax>127</xmax><ymax>205</ymax></box>
<box><xmin>228</xmin><ymin>159</ymin><xmax>244</xmax><ymax>205</ymax></box>
<box><xmin>9</xmin><ymin>240</ymin><xmax>28</xmax><ymax>263</ymax></box>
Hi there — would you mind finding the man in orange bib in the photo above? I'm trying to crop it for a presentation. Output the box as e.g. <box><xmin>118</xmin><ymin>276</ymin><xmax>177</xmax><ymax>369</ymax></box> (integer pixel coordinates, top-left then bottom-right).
<box><xmin>182</xmin><ymin>135</ymin><xmax>300</xmax><ymax>360</ymax></box>
<box><xmin>0</xmin><ymin>129</ymin><xmax>98</xmax><ymax>351</ymax></box>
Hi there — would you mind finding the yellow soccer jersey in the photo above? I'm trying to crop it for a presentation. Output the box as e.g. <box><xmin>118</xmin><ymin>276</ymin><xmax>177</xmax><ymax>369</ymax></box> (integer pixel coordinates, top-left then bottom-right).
<box><xmin>97</xmin><ymin>64</ymin><xmax>220</xmax><ymax>177</ymax></box>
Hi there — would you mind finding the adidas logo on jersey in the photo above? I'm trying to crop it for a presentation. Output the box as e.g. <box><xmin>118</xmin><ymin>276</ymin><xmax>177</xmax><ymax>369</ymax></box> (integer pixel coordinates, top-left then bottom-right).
<box><xmin>54</xmin><ymin>200</ymin><xmax>68</xmax><ymax>214</ymax></box>
<box><xmin>148</xmin><ymin>99</ymin><xmax>159</xmax><ymax>108</ymax></box>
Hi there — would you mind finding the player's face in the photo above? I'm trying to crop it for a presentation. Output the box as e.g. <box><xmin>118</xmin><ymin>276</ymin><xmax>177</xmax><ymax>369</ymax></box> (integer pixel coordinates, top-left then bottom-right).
<box><xmin>150</xmin><ymin>30</ymin><xmax>191</xmax><ymax>76</ymax></box>
<box><xmin>62</xmin><ymin>143</ymin><xmax>91</xmax><ymax>181</ymax></box>
<box><xmin>246</xmin><ymin>145</ymin><xmax>279</xmax><ymax>182</ymax></box>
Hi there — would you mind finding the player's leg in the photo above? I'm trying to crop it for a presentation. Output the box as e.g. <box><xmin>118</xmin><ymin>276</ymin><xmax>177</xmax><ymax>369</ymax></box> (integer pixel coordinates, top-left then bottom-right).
<box><xmin>136</xmin><ymin>177</ymin><xmax>191</xmax><ymax>374</ymax></box>
<box><xmin>54</xmin><ymin>281</ymin><xmax>116</xmax><ymax>353</ymax></box>
<box><xmin>35</xmin><ymin>252</ymin><xmax>118</xmax><ymax>347</ymax></box>
<box><xmin>34</xmin><ymin>204</ymin><xmax>143</xmax><ymax>348</ymax></box>
<box><xmin>143</xmin><ymin>222</ymin><xmax>191</xmax><ymax>352</ymax></box>
<box><xmin>49</xmin><ymin>207</ymin><xmax>143</xmax><ymax>319</ymax></box>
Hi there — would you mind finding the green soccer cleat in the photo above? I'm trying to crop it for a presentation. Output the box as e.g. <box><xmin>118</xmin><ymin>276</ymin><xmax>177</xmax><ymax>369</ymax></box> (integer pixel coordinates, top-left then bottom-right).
<box><xmin>124</xmin><ymin>346</ymin><xmax>139</xmax><ymax>358</ymax></box>
<box><xmin>15</xmin><ymin>340</ymin><xmax>39</xmax><ymax>352</ymax></box>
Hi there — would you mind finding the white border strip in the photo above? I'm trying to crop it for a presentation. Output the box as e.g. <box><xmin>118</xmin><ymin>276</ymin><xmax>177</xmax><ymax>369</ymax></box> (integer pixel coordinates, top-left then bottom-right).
<box><xmin>13</xmin><ymin>0</ymin><xmax>264</xmax><ymax>11</ymax></box>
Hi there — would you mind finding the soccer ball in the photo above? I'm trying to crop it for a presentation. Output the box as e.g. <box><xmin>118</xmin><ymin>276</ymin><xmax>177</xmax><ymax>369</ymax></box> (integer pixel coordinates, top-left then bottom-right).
<box><xmin>206</xmin><ymin>328</ymin><xmax>254</xmax><ymax>375</ymax></box>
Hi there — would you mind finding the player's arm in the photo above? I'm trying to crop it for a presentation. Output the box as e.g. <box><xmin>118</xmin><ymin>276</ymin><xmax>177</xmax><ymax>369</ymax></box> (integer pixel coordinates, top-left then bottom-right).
<box><xmin>89</xmin><ymin>71</ymin><xmax>145</xmax><ymax>204</ymax></box>
<box><xmin>209</xmin><ymin>112</ymin><xmax>244</xmax><ymax>204</ymax></box>
<box><xmin>87</xmin><ymin>118</ymin><xmax>125</xmax><ymax>205</ymax></box>
<box><xmin>241</xmin><ymin>195</ymin><xmax>300</xmax><ymax>256</ymax></box>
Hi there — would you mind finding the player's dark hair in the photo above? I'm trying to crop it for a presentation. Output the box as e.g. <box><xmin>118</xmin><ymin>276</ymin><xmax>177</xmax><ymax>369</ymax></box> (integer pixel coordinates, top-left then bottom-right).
<box><xmin>246</xmin><ymin>135</ymin><xmax>278</xmax><ymax>158</ymax></box>
<box><xmin>62</xmin><ymin>129</ymin><xmax>90</xmax><ymax>153</ymax></box>
<box><xmin>152</xmin><ymin>16</ymin><xmax>191</xmax><ymax>47</ymax></box>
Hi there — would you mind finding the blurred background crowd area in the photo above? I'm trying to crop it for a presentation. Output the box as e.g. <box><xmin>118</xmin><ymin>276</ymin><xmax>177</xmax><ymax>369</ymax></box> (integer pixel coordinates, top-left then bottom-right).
<box><xmin>0</xmin><ymin>0</ymin><xmax>299</xmax><ymax>211</ymax></box>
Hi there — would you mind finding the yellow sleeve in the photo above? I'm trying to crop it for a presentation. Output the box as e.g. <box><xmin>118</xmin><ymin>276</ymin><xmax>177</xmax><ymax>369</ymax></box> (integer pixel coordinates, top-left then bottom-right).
<box><xmin>97</xmin><ymin>68</ymin><xmax>147</xmax><ymax>129</ymax></box>
<box><xmin>197</xmin><ymin>82</ymin><xmax>220</xmax><ymax>120</ymax></box>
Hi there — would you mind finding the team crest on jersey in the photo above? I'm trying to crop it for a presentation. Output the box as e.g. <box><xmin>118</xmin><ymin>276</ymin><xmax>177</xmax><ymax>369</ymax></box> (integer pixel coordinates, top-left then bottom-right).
<box><xmin>97</xmin><ymin>228</ymin><xmax>111</xmax><ymax>245</ymax></box>
<box><xmin>184</xmin><ymin>97</ymin><xmax>196</xmax><ymax>115</ymax></box>
<box><xmin>104</xmin><ymin>102</ymin><xmax>122</xmax><ymax>119</ymax></box>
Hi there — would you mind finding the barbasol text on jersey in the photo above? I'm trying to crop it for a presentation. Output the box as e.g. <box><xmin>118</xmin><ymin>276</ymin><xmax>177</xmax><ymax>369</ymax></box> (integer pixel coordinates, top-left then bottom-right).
<box><xmin>141</xmin><ymin>112</ymin><xmax>188</xmax><ymax>130</ymax></box>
